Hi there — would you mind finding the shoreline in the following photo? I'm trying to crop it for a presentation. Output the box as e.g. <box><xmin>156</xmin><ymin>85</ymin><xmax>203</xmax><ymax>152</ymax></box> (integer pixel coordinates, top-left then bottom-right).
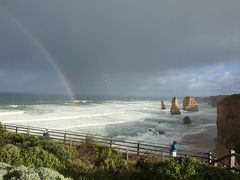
<box><xmin>180</xmin><ymin>125</ymin><xmax>228</xmax><ymax>156</ymax></box>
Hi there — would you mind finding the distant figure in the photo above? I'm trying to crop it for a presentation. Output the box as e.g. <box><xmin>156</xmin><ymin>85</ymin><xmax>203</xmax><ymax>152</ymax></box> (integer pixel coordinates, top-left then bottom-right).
<box><xmin>170</xmin><ymin>141</ymin><xmax>178</xmax><ymax>158</ymax></box>
<box><xmin>43</xmin><ymin>129</ymin><xmax>49</xmax><ymax>137</ymax></box>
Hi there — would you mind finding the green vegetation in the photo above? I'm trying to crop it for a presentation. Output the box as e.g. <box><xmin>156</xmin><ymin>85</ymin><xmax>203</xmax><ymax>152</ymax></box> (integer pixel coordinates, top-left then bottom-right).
<box><xmin>0</xmin><ymin>123</ymin><xmax>239</xmax><ymax>179</ymax></box>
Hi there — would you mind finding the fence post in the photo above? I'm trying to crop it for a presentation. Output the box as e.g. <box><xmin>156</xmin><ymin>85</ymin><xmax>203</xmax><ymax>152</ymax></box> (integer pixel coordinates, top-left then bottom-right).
<box><xmin>64</xmin><ymin>131</ymin><xmax>67</xmax><ymax>144</ymax></box>
<box><xmin>69</xmin><ymin>138</ymin><xmax>72</xmax><ymax>148</ymax></box>
<box><xmin>27</xmin><ymin>128</ymin><xmax>30</xmax><ymax>134</ymax></box>
<box><xmin>208</xmin><ymin>151</ymin><xmax>212</xmax><ymax>164</ymax></box>
<box><xmin>110</xmin><ymin>137</ymin><xmax>112</xmax><ymax>147</ymax></box>
<box><xmin>126</xmin><ymin>149</ymin><xmax>129</xmax><ymax>160</ymax></box>
<box><xmin>137</xmin><ymin>141</ymin><xmax>140</xmax><ymax>155</ymax></box>
<box><xmin>15</xmin><ymin>127</ymin><xmax>18</xmax><ymax>134</ymax></box>
<box><xmin>229</xmin><ymin>149</ymin><xmax>235</xmax><ymax>169</ymax></box>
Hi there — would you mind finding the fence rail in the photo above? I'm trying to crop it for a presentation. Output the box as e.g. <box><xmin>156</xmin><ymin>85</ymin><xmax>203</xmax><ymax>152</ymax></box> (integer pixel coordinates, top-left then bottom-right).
<box><xmin>2</xmin><ymin>123</ymin><xmax>209</xmax><ymax>161</ymax></box>
<box><xmin>208</xmin><ymin>150</ymin><xmax>240</xmax><ymax>171</ymax></box>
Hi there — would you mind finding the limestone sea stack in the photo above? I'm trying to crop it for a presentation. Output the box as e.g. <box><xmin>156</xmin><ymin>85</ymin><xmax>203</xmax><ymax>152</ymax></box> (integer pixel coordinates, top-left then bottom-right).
<box><xmin>170</xmin><ymin>97</ymin><xmax>181</xmax><ymax>115</ymax></box>
<box><xmin>161</xmin><ymin>100</ymin><xmax>166</xmax><ymax>109</ymax></box>
<box><xmin>183</xmin><ymin>96</ymin><xmax>198</xmax><ymax>111</ymax></box>
<box><xmin>217</xmin><ymin>94</ymin><xmax>240</xmax><ymax>147</ymax></box>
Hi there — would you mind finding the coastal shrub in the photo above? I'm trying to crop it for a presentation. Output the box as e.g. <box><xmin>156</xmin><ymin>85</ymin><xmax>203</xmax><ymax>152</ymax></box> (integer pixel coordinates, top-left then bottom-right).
<box><xmin>0</xmin><ymin>162</ymin><xmax>10</xmax><ymax>178</ymax></box>
<box><xmin>40</xmin><ymin>138</ymin><xmax>72</xmax><ymax>162</ymax></box>
<box><xmin>5</xmin><ymin>165</ymin><xmax>40</xmax><ymax>180</ymax></box>
<box><xmin>0</xmin><ymin>144</ymin><xmax>22</xmax><ymax>166</ymax></box>
<box><xmin>3</xmin><ymin>133</ymin><xmax>41</xmax><ymax>148</ymax></box>
<box><xmin>22</xmin><ymin>146</ymin><xmax>60</xmax><ymax>169</ymax></box>
<box><xmin>62</xmin><ymin>159</ymin><xmax>92</xmax><ymax>179</ymax></box>
<box><xmin>3</xmin><ymin>132</ymin><xmax>71</xmax><ymax>163</ymax></box>
<box><xmin>36</xmin><ymin>167</ymin><xmax>70</xmax><ymax>180</ymax></box>
<box><xmin>0</xmin><ymin>162</ymin><xmax>70</xmax><ymax>180</ymax></box>
<box><xmin>152</xmin><ymin>156</ymin><xmax>203</xmax><ymax>179</ymax></box>
<box><xmin>134</xmin><ymin>156</ymin><xmax>240</xmax><ymax>180</ymax></box>
<box><xmin>76</xmin><ymin>139</ymin><xmax>98</xmax><ymax>163</ymax></box>
<box><xmin>95</xmin><ymin>145</ymin><xmax>129</xmax><ymax>173</ymax></box>
<box><xmin>0</xmin><ymin>122</ymin><xmax>5</xmax><ymax>136</ymax></box>
<box><xmin>193</xmin><ymin>165</ymin><xmax>240</xmax><ymax>180</ymax></box>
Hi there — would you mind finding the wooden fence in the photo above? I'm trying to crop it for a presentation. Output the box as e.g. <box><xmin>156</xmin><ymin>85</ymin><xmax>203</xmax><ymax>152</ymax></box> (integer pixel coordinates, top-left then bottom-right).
<box><xmin>2</xmin><ymin>123</ymin><xmax>240</xmax><ymax>171</ymax></box>
<box><xmin>2</xmin><ymin>123</ymin><xmax>209</xmax><ymax>161</ymax></box>
<box><xmin>208</xmin><ymin>150</ymin><xmax>240</xmax><ymax>171</ymax></box>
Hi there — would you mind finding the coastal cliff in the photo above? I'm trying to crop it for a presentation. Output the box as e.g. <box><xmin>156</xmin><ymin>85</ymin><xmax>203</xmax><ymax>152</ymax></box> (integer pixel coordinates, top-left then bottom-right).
<box><xmin>217</xmin><ymin>94</ymin><xmax>240</xmax><ymax>147</ymax></box>
<box><xmin>196</xmin><ymin>95</ymin><xmax>229</xmax><ymax>107</ymax></box>
<box><xmin>208</xmin><ymin>95</ymin><xmax>229</xmax><ymax>107</ymax></box>
<box><xmin>183</xmin><ymin>96</ymin><xmax>198</xmax><ymax>111</ymax></box>
<box><xmin>170</xmin><ymin>97</ymin><xmax>181</xmax><ymax>115</ymax></box>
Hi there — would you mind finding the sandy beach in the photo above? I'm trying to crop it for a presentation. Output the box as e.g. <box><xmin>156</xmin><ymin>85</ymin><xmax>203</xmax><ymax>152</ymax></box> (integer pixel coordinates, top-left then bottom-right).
<box><xmin>181</xmin><ymin>125</ymin><xmax>228</xmax><ymax>156</ymax></box>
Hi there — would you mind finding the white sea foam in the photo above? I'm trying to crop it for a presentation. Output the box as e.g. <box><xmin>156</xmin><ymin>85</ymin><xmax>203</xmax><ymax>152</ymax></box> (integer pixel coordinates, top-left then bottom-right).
<box><xmin>0</xmin><ymin>111</ymin><xmax>25</xmax><ymax>116</ymax></box>
<box><xmin>9</xmin><ymin>105</ymin><xmax>18</xmax><ymax>108</ymax></box>
<box><xmin>55</xmin><ymin>120</ymin><xmax>126</xmax><ymax>130</ymax></box>
<box><xmin>0</xmin><ymin>100</ymin><xmax>216</xmax><ymax>146</ymax></box>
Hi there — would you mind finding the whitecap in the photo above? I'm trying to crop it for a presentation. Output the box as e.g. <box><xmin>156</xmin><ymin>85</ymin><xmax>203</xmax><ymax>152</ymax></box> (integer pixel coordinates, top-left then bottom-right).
<box><xmin>9</xmin><ymin>105</ymin><xmax>18</xmax><ymax>108</ymax></box>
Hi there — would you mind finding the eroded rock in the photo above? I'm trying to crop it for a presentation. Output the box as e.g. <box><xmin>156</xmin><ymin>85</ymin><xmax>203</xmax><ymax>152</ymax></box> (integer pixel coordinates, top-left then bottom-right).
<box><xmin>183</xmin><ymin>96</ymin><xmax>198</xmax><ymax>111</ymax></box>
<box><xmin>170</xmin><ymin>97</ymin><xmax>181</xmax><ymax>115</ymax></box>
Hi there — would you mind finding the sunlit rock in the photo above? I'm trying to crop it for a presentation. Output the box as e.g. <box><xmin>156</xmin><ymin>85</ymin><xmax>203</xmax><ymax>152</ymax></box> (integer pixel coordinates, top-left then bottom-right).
<box><xmin>170</xmin><ymin>97</ymin><xmax>181</xmax><ymax>115</ymax></box>
<box><xmin>183</xmin><ymin>96</ymin><xmax>198</xmax><ymax>112</ymax></box>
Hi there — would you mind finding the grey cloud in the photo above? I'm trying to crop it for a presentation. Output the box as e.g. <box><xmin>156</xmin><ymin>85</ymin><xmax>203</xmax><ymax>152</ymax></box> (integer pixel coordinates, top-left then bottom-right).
<box><xmin>0</xmin><ymin>0</ymin><xmax>240</xmax><ymax>96</ymax></box>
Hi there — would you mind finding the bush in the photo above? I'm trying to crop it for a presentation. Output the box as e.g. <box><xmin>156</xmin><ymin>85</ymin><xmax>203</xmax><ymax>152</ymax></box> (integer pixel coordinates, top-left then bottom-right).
<box><xmin>0</xmin><ymin>162</ymin><xmax>70</xmax><ymax>180</ymax></box>
<box><xmin>22</xmin><ymin>146</ymin><xmax>60</xmax><ymax>169</ymax></box>
<box><xmin>3</xmin><ymin>133</ymin><xmax>71</xmax><ymax>163</ymax></box>
<box><xmin>40</xmin><ymin>138</ymin><xmax>72</xmax><ymax>162</ymax></box>
<box><xmin>62</xmin><ymin>159</ymin><xmax>92</xmax><ymax>179</ymax></box>
<box><xmin>0</xmin><ymin>144</ymin><xmax>22</xmax><ymax>166</ymax></box>
<box><xmin>134</xmin><ymin>156</ymin><xmax>240</xmax><ymax>180</ymax></box>
<box><xmin>0</xmin><ymin>122</ymin><xmax>5</xmax><ymax>136</ymax></box>
<box><xmin>6</xmin><ymin>165</ymin><xmax>40</xmax><ymax>180</ymax></box>
<box><xmin>3</xmin><ymin>133</ymin><xmax>41</xmax><ymax>148</ymax></box>
<box><xmin>95</xmin><ymin>146</ymin><xmax>129</xmax><ymax>173</ymax></box>
<box><xmin>36</xmin><ymin>167</ymin><xmax>69</xmax><ymax>180</ymax></box>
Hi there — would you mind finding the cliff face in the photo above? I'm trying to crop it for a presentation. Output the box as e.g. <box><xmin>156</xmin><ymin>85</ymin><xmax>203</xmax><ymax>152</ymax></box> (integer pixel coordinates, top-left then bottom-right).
<box><xmin>183</xmin><ymin>96</ymin><xmax>198</xmax><ymax>111</ymax></box>
<box><xmin>217</xmin><ymin>94</ymin><xmax>240</xmax><ymax>147</ymax></box>
<box><xmin>170</xmin><ymin>97</ymin><xmax>181</xmax><ymax>115</ymax></box>
<box><xmin>208</xmin><ymin>95</ymin><xmax>229</xmax><ymax>107</ymax></box>
<box><xmin>196</xmin><ymin>95</ymin><xmax>229</xmax><ymax>107</ymax></box>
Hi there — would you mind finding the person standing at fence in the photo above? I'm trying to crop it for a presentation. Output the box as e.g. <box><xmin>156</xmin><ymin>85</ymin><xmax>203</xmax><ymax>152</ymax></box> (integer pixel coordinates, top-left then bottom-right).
<box><xmin>171</xmin><ymin>140</ymin><xmax>177</xmax><ymax>158</ymax></box>
<box><xmin>43</xmin><ymin>129</ymin><xmax>49</xmax><ymax>137</ymax></box>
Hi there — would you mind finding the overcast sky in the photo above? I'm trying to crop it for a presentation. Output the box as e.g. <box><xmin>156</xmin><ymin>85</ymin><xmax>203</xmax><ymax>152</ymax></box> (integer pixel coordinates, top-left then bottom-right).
<box><xmin>0</xmin><ymin>0</ymin><xmax>239</xmax><ymax>97</ymax></box>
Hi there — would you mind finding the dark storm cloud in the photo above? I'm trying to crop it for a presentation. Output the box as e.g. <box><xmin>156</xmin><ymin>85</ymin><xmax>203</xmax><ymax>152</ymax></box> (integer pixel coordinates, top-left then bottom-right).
<box><xmin>0</xmin><ymin>0</ymin><xmax>240</xmax><ymax>96</ymax></box>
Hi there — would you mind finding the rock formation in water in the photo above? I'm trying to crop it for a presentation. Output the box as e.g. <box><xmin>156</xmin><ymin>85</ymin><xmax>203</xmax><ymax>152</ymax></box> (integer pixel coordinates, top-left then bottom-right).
<box><xmin>170</xmin><ymin>97</ymin><xmax>181</xmax><ymax>115</ymax></box>
<box><xmin>183</xmin><ymin>116</ymin><xmax>192</xmax><ymax>124</ymax></box>
<box><xmin>161</xmin><ymin>100</ymin><xmax>166</xmax><ymax>110</ymax></box>
<box><xmin>217</xmin><ymin>94</ymin><xmax>240</xmax><ymax>147</ymax></box>
<box><xmin>183</xmin><ymin>96</ymin><xmax>198</xmax><ymax>111</ymax></box>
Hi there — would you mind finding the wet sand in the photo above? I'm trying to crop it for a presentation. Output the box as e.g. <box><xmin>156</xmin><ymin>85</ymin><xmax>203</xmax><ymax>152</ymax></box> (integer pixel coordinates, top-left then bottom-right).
<box><xmin>181</xmin><ymin>125</ymin><xmax>228</xmax><ymax>156</ymax></box>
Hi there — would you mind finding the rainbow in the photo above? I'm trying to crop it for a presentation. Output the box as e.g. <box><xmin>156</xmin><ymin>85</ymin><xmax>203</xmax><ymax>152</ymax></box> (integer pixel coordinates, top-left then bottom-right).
<box><xmin>2</xmin><ymin>8</ymin><xmax>77</xmax><ymax>102</ymax></box>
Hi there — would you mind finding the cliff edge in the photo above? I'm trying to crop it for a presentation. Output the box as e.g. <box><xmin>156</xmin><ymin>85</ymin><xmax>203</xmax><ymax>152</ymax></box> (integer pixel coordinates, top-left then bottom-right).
<box><xmin>217</xmin><ymin>94</ymin><xmax>240</xmax><ymax>147</ymax></box>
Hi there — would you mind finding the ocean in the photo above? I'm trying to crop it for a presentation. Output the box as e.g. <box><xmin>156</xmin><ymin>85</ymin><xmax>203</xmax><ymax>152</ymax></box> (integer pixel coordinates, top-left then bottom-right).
<box><xmin>0</xmin><ymin>93</ymin><xmax>216</xmax><ymax>146</ymax></box>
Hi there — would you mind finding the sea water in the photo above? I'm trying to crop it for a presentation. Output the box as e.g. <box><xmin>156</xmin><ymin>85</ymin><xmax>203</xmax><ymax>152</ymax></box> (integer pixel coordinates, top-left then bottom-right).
<box><xmin>0</xmin><ymin>93</ymin><xmax>216</xmax><ymax>146</ymax></box>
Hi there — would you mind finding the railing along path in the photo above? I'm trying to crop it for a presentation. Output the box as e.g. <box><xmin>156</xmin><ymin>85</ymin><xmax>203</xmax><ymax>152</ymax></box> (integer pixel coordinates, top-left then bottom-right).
<box><xmin>2</xmin><ymin>123</ymin><xmax>209</xmax><ymax>161</ymax></box>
